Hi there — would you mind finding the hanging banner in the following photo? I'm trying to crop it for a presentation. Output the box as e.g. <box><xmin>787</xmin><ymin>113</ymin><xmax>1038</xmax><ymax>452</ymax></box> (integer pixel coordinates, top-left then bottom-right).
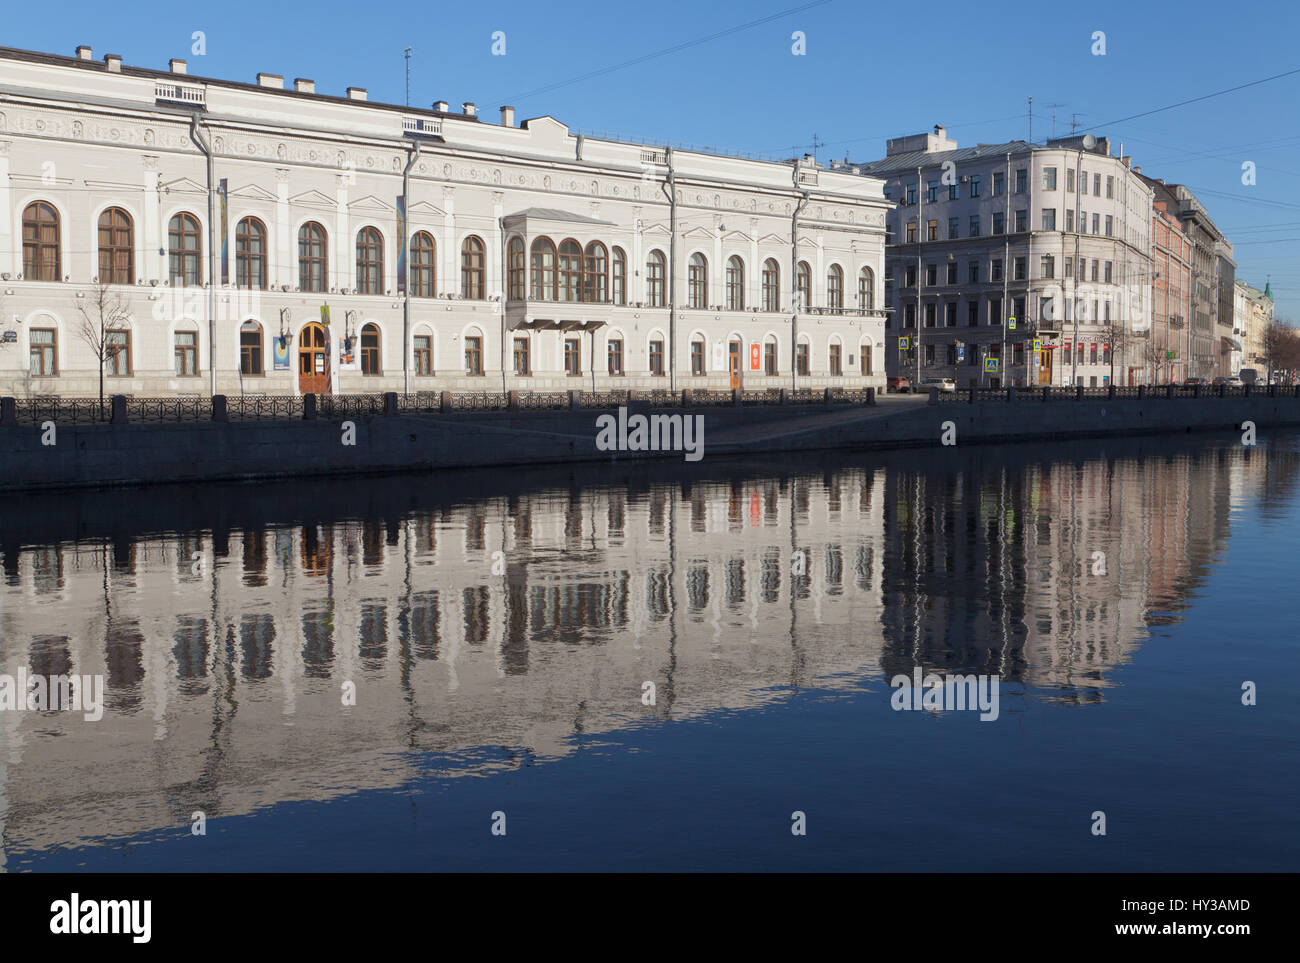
<box><xmin>712</xmin><ymin>341</ymin><xmax>725</xmax><ymax>372</ymax></box>
<box><xmin>750</xmin><ymin>343</ymin><xmax>761</xmax><ymax>371</ymax></box>
<box><xmin>273</xmin><ymin>334</ymin><xmax>291</xmax><ymax>371</ymax></box>
<box><xmin>396</xmin><ymin>195</ymin><xmax>407</xmax><ymax>294</ymax></box>
<box><xmin>218</xmin><ymin>178</ymin><xmax>229</xmax><ymax>285</ymax></box>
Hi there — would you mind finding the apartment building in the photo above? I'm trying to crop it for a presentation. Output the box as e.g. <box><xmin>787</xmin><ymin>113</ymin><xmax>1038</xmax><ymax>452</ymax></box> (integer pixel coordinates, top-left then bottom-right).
<box><xmin>859</xmin><ymin>127</ymin><xmax>1154</xmax><ymax>387</ymax></box>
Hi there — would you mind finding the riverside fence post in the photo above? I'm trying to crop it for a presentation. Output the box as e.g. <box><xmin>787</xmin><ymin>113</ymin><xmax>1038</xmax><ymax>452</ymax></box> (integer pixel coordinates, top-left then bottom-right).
<box><xmin>0</xmin><ymin>397</ymin><xmax>15</xmax><ymax>427</ymax></box>
<box><xmin>212</xmin><ymin>394</ymin><xmax>228</xmax><ymax>422</ymax></box>
<box><xmin>384</xmin><ymin>392</ymin><xmax>398</xmax><ymax>416</ymax></box>
<box><xmin>303</xmin><ymin>394</ymin><xmax>317</xmax><ymax>420</ymax></box>
<box><xmin>110</xmin><ymin>395</ymin><xmax>128</xmax><ymax>424</ymax></box>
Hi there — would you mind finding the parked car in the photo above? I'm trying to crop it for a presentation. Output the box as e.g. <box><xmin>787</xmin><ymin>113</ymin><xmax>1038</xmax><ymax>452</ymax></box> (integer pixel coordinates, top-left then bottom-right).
<box><xmin>1212</xmin><ymin>376</ymin><xmax>1244</xmax><ymax>387</ymax></box>
<box><xmin>887</xmin><ymin>375</ymin><xmax>912</xmax><ymax>394</ymax></box>
<box><xmin>919</xmin><ymin>377</ymin><xmax>957</xmax><ymax>393</ymax></box>
<box><xmin>1185</xmin><ymin>377</ymin><xmax>1209</xmax><ymax>386</ymax></box>
<box><xmin>1239</xmin><ymin>368</ymin><xmax>1259</xmax><ymax>385</ymax></box>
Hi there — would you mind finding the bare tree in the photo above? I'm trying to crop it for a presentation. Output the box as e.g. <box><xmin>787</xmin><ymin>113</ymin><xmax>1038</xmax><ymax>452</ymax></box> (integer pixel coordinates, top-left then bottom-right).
<box><xmin>1263</xmin><ymin>322</ymin><xmax>1300</xmax><ymax>384</ymax></box>
<box><xmin>75</xmin><ymin>281</ymin><xmax>132</xmax><ymax>416</ymax></box>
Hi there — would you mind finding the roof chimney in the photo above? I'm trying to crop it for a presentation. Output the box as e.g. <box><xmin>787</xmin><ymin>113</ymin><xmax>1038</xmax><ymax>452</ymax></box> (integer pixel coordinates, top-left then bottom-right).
<box><xmin>257</xmin><ymin>73</ymin><xmax>284</xmax><ymax>89</ymax></box>
<box><xmin>1133</xmin><ymin>166</ymin><xmax>1142</xmax><ymax>175</ymax></box>
<box><xmin>803</xmin><ymin>153</ymin><xmax>815</xmax><ymax>164</ymax></box>
<box><xmin>294</xmin><ymin>78</ymin><xmax>315</xmax><ymax>93</ymax></box>
<box><xmin>433</xmin><ymin>100</ymin><xmax>449</xmax><ymax>113</ymax></box>
<box><xmin>500</xmin><ymin>105</ymin><xmax>515</xmax><ymax>127</ymax></box>
<box><xmin>934</xmin><ymin>124</ymin><xmax>945</xmax><ymax>137</ymax></box>
<box><xmin>104</xmin><ymin>54</ymin><xmax>122</xmax><ymax>72</ymax></box>
<box><xmin>462</xmin><ymin>102</ymin><xmax>477</xmax><ymax>117</ymax></box>
<box><xmin>346</xmin><ymin>87</ymin><xmax>367</xmax><ymax>101</ymax></box>
<box><xmin>169</xmin><ymin>58</ymin><xmax>187</xmax><ymax>74</ymax></box>
<box><xmin>75</xmin><ymin>45</ymin><xmax>92</xmax><ymax>61</ymax></box>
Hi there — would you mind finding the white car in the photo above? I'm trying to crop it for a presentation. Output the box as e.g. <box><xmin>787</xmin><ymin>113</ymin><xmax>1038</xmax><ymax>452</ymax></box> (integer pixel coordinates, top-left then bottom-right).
<box><xmin>920</xmin><ymin>378</ymin><xmax>957</xmax><ymax>393</ymax></box>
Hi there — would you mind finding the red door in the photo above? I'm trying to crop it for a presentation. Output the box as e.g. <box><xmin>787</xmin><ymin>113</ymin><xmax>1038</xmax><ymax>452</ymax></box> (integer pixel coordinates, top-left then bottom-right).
<box><xmin>298</xmin><ymin>323</ymin><xmax>328</xmax><ymax>394</ymax></box>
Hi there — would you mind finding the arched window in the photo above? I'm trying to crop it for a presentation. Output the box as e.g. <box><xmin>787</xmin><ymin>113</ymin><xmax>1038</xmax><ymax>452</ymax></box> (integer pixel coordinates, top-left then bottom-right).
<box><xmin>612</xmin><ymin>247</ymin><xmax>627</xmax><ymax>306</ymax></box>
<box><xmin>22</xmin><ymin>202</ymin><xmax>60</xmax><ymax>281</ymax></box>
<box><xmin>98</xmin><ymin>207</ymin><xmax>134</xmax><ymax>284</ymax></box>
<box><xmin>558</xmin><ymin>239</ymin><xmax>582</xmax><ymax>302</ymax></box>
<box><xmin>859</xmin><ymin>267</ymin><xmax>875</xmax><ymax>312</ymax></box>
<box><xmin>688</xmin><ymin>253</ymin><xmax>708</xmax><ymax>309</ymax></box>
<box><xmin>298</xmin><ymin>222</ymin><xmax>327</xmax><ymax>292</ymax></box>
<box><xmin>647</xmin><ymin>251</ymin><xmax>666</xmax><ymax>307</ymax></box>
<box><xmin>356</xmin><ymin>227</ymin><xmax>384</xmax><ymax>295</ymax></box>
<box><xmin>507</xmin><ymin>237</ymin><xmax>525</xmax><ymax>301</ymax></box>
<box><xmin>827</xmin><ymin>264</ymin><xmax>844</xmax><ymax>312</ymax></box>
<box><xmin>583</xmin><ymin>241</ymin><xmax>608</xmax><ymax>303</ymax></box>
<box><xmin>168</xmin><ymin>212</ymin><xmax>202</xmax><ymax>286</ymax></box>
<box><xmin>410</xmin><ymin>231</ymin><xmax>435</xmax><ymax>298</ymax></box>
<box><xmin>235</xmin><ymin>217</ymin><xmax>267</xmax><ymax>290</ymax></box>
<box><xmin>240</xmin><ymin>320</ymin><xmax>263</xmax><ymax>375</ymax></box>
<box><xmin>796</xmin><ymin>260</ymin><xmax>811</xmax><ymax>311</ymax></box>
<box><xmin>762</xmin><ymin>259</ymin><xmax>780</xmax><ymax>313</ymax></box>
<box><xmin>530</xmin><ymin>237</ymin><xmax>556</xmax><ymax>300</ymax></box>
<box><xmin>360</xmin><ymin>322</ymin><xmax>381</xmax><ymax>374</ymax></box>
<box><xmin>726</xmin><ymin>255</ymin><xmax>744</xmax><ymax>311</ymax></box>
<box><xmin>461</xmin><ymin>236</ymin><xmax>485</xmax><ymax>299</ymax></box>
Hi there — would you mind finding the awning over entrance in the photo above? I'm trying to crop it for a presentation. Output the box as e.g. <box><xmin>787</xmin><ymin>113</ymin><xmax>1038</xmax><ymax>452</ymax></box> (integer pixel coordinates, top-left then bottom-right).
<box><xmin>513</xmin><ymin>319</ymin><xmax>607</xmax><ymax>332</ymax></box>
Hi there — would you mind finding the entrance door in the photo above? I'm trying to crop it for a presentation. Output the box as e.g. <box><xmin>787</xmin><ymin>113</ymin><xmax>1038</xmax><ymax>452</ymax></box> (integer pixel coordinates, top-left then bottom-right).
<box><xmin>299</xmin><ymin>323</ymin><xmax>328</xmax><ymax>394</ymax></box>
<box><xmin>729</xmin><ymin>341</ymin><xmax>741</xmax><ymax>390</ymax></box>
<box><xmin>1038</xmin><ymin>346</ymin><xmax>1054</xmax><ymax>385</ymax></box>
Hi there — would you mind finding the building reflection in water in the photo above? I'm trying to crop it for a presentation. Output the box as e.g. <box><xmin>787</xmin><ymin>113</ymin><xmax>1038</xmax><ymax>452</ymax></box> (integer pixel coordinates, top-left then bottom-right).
<box><xmin>0</xmin><ymin>436</ymin><xmax>1294</xmax><ymax>859</ymax></box>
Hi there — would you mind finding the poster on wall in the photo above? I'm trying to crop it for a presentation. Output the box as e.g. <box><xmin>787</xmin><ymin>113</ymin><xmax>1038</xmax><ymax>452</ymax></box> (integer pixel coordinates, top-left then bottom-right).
<box><xmin>750</xmin><ymin>344</ymin><xmax>761</xmax><ymax>371</ymax></box>
<box><xmin>339</xmin><ymin>336</ymin><xmax>357</xmax><ymax>369</ymax></box>
<box><xmin>712</xmin><ymin>341</ymin><xmax>725</xmax><ymax>371</ymax></box>
<box><xmin>273</xmin><ymin>335</ymin><xmax>291</xmax><ymax>370</ymax></box>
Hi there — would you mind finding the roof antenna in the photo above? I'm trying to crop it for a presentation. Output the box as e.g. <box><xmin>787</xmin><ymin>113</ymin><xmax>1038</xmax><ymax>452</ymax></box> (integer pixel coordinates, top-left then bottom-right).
<box><xmin>404</xmin><ymin>47</ymin><xmax>412</xmax><ymax>107</ymax></box>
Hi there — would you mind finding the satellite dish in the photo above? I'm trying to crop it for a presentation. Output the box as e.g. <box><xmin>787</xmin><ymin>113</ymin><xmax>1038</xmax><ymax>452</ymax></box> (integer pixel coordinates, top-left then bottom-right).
<box><xmin>1082</xmin><ymin>134</ymin><xmax>1097</xmax><ymax>150</ymax></box>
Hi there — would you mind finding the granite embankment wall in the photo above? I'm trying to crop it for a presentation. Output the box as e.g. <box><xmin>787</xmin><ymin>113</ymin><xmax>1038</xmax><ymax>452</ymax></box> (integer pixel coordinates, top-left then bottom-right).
<box><xmin>2</xmin><ymin>391</ymin><xmax>1299</xmax><ymax>492</ymax></box>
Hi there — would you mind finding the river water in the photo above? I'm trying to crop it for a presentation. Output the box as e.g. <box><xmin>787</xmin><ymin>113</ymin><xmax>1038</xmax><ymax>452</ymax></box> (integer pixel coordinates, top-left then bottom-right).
<box><xmin>1</xmin><ymin>429</ymin><xmax>1297</xmax><ymax>871</ymax></box>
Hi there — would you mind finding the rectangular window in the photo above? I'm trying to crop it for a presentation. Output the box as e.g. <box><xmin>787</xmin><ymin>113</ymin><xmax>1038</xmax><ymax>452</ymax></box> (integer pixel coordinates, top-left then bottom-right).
<box><xmin>970</xmin><ymin>175</ymin><xmax>981</xmax><ymax>197</ymax></box>
<box><xmin>607</xmin><ymin>338</ymin><xmax>624</xmax><ymax>375</ymax></box>
<box><xmin>1092</xmin><ymin>213</ymin><xmax>1100</xmax><ymax>234</ymax></box>
<box><xmin>1013</xmin><ymin>297</ymin><xmax>1025</xmax><ymax>322</ymax></box>
<box><xmin>946</xmin><ymin>262</ymin><xmax>958</xmax><ymax>285</ymax></box>
<box><xmin>968</xmin><ymin>261</ymin><xmax>979</xmax><ymax>284</ymax></box>
<box><xmin>948</xmin><ymin>183</ymin><xmax>960</xmax><ymax>200</ymax></box>
<box><xmin>1105</xmin><ymin>215</ymin><xmax>1113</xmax><ymax>237</ymax></box>
<box><xmin>924</xmin><ymin>344</ymin><xmax>935</xmax><ymax>366</ymax></box>
<box><xmin>464</xmin><ymin>335</ymin><xmax>483</xmax><ymax>375</ymax></box>
<box><xmin>906</xmin><ymin>185</ymin><xmax>917</xmax><ymax>205</ymax></box>
<box><xmin>1106</xmin><ymin>175</ymin><xmax>1114</xmax><ymax>198</ymax></box>
<box><xmin>1080</xmin><ymin>171</ymin><xmax>1089</xmax><ymax>195</ymax></box>
<box><xmin>765</xmin><ymin>341</ymin><xmax>778</xmax><ymax>375</ymax></box>
<box><xmin>969</xmin><ymin>215</ymin><xmax>980</xmax><ymax>237</ymax></box>
<box><xmin>860</xmin><ymin>344</ymin><xmax>872</xmax><ymax>375</ymax></box>
<box><xmin>1015</xmin><ymin>210</ymin><xmax>1027</xmax><ymax>233</ymax></box>
<box><xmin>1103</xmin><ymin>342</ymin><xmax>1111</xmax><ymax>364</ymax></box>
<box><xmin>1104</xmin><ymin>301</ymin><xmax>1111</xmax><ymax>322</ymax></box>
<box><xmin>29</xmin><ymin>328</ymin><xmax>56</xmax><ymax>376</ymax></box>
<box><xmin>174</xmin><ymin>331</ymin><xmax>197</xmax><ymax>376</ymax></box>
<box><xmin>414</xmin><ymin>335</ymin><xmax>432</xmax><ymax>375</ymax></box>
<box><xmin>691</xmin><ymin>339</ymin><xmax>705</xmax><ymax>376</ymax></box>
<box><xmin>928</xmin><ymin>182</ymin><xmax>939</xmax><ymax>203</ymax></box>
<box><xmin>1090</xmin><ymin>343</ymin><xmax>1099</xmax><ymax>364</ymax></box>
<box><xmin>904</xmin><ymin>303</ymin><xmax>916</xmax><ymax>327</ymax></box>
<box><xmin>1043</xmin><ymin>167</ymin><xmax>1057</xmax><ymax>190</ymax></box>
<box><xmin>944</xmin><ymin>302</ymin><xmax>957</xmax><ymax>326</ymax></box>
<box><xmin>925</xmin><ymin>264</ymin><xmax>937</xmax><ymax>286</ymax></box>
<box><xmin>829</xmin><ymin>343</ymin><xmax>842</xmax><ymax>376</ymax></box>
<box><xmin>1065</xmin><ymin>257</ymin><xmax>1073</xmax><ymax>278</ymax></box>
<box><xmin>993</xmin><ymin>212</ymin><xmax>1005</xmax><ymax>235</ymax></box>
<box><xmin>993</xmin><ymin>171</ymin><xmax>1005</xmax><ymax>196</ymax></box>
<box><xmin>1040</xmin><ymin>255</ymin><xmax>1054</xmax><ymax>279</ymax></box>
<box><xmin>924</xmin><ymin>303</ymin><xmax>937</xmax><ymax>327</ymax></box>
<box><xmin>927</xmin><ymin>220</ymin><xmax>939</xmax><ymax>242</ymax></box>
<box><xmin>1091</xmin><ymin>259</ymin><xmax>1099</xmax><ymax>282</ymax></box>
<box><xmin>649</xmin><ymin>339</ymin><xmax>664</xmax><ymax>376</ymax></box>
<box><xmin>990</xmin><ymin>259</ymin><xmax>1003</xmax><ymax>282</ymax></box>
<box><xmin>1066</xmin><ymin>168</ymin><xmax>1076</xmax><ymax>192</ymax></box>
<box><xmin>906</xmin><ymin>221</ymin><xmax>918</xmax><ymax>244</ymax></box>
<box><xmin>796</xmin><ymin>343</ymin><xmax>809</xmax><ymax>376</ymax></box>
<box><xmin>948</xmin><ymin>216</ymin><xmax>959</xmax><ymax>240</ymax></box>
<box><xmin>1015</xmin><ymin>168</ymin><xmax>1027</xmax><ymax>193</ymax></box>
<box><xmin>1013</xmin><ymin>342</ymin><xmax>1025</xmax><ymax>365</ymax></box>
<box><xmin>1042</xmin><ymin>208</ymin><xmax>1056</xmax><ymax>231</ymax></box>
<box><xmin>1065</xmin><ymin>209</ymin><xmax>1075</xmax><ymax>232</ymax></box>
<box><xmin>105</xmin><ymin>330</ymin><xmax>131</xmax><ymax>376</ymax></box>
<box><xmin>968</xmin><ymin>300</ymin><xmax>980</xmax><ymax>326</ymax></box>
<box><xmin>905</xmin><ymin>265</ymin><xmax>917</xmax><ymax>287</ymax></box>
<box><xmin>1104</xmin><ymin>261</ymin><xmax>1113</xmax><ymax>282</ymax></box>
<box><xmin>1014</xmin><ymin>256</ymin><xmax>1027</xmax><ymax>281</ymax></box>
<box><xmin>565</xmin><ymin>337</ymin><xmax>581</xmax><ymax>376</ymax></box>
<box><xmin>1093</xmin><ymin>173</ymin><xmax>1101</xmax><ymax>195</ymax></box>
<box><xmin>1041</xmin><ymin>297</ymin><xmax>1054</xmax><ymax>323</ymax></box>
<box><xmin>513</xmin><ymin>336</ymin><xmax>530</xmax><ymax>375</ymax></box>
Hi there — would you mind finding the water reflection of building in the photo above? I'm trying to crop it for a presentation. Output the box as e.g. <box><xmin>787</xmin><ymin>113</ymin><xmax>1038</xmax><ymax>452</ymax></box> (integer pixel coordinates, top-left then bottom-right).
<box><xmin>1</xmin><ymin>438</ymin><xmax>1295</xmax><ymax>860</ymax></box>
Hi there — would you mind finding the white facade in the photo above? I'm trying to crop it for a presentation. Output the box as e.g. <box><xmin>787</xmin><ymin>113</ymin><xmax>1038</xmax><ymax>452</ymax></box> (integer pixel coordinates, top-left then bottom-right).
<box><xmin>0</xmin><ymin>45</ymin><xmax>889</xmax><ymax>397</ymax></box>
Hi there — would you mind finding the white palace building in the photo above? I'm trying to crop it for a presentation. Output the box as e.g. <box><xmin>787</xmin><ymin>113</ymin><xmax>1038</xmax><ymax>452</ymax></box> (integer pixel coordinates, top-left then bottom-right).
<box><xmin>0</xmin><ymin>45</ymin><xmax>890</xmax><ymax>398</ymax></box>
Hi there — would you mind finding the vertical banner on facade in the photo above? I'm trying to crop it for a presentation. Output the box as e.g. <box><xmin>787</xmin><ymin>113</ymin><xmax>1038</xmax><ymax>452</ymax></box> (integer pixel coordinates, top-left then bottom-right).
<box><xmin>396</xmin><ymin>195</ymin><xmax>407</xmax><ymax>294</ymax></box>
<box><xmin>750</xmin><ymin>343</ymin><xmax>761</xmax><ymax>371</ymax></box>
<box><xmin>320</xmin><ymin>304</ymin><xmax>332</xmax><ymax>394</ymax></box>
<box><xmin>273</xmin><ymin>335</ymin><xmax>290</xmax><ymax>370</ymax></box>
<box><xmin>218</xmin><ymin>178</ymin><xmax>229</xmax><ymax>285</ymax></box>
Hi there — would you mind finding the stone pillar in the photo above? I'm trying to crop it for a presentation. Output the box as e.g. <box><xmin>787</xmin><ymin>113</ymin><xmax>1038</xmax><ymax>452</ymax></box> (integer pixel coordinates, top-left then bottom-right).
<box><xmin>384</xmin><ymin>391</ymin><xmax>398</xmax><ymax>416</ymax></box>
<box><xmin>568</xmin><ymin>389</ymin><xmax>581</xmax><ymax>410</ymax></box>
<box><xmin>212</xmin><ymin>394</ymin><xmax>228</xmax><ymax>422</ymax></box>
<box><xmin>303</xmin><ymin>393</ymin><xmax>317</xmax><ymax>420</ymax></box>
<box><xmin>0</xmin><ymin>397</ymin><xmax>16</xmax><ymax>427</ymax></box>
<box><xmin>110</xmin><ymin>395</ymin><xmax>128</xmax><ymax>424</ymax></box>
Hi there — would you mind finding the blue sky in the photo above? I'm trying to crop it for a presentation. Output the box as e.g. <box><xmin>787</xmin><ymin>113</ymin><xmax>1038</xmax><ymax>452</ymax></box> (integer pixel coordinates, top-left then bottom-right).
<box><xmin>5</xmin><ymin>0</ymin><xmax>1299</xmax><ymax>318</ymax></box>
